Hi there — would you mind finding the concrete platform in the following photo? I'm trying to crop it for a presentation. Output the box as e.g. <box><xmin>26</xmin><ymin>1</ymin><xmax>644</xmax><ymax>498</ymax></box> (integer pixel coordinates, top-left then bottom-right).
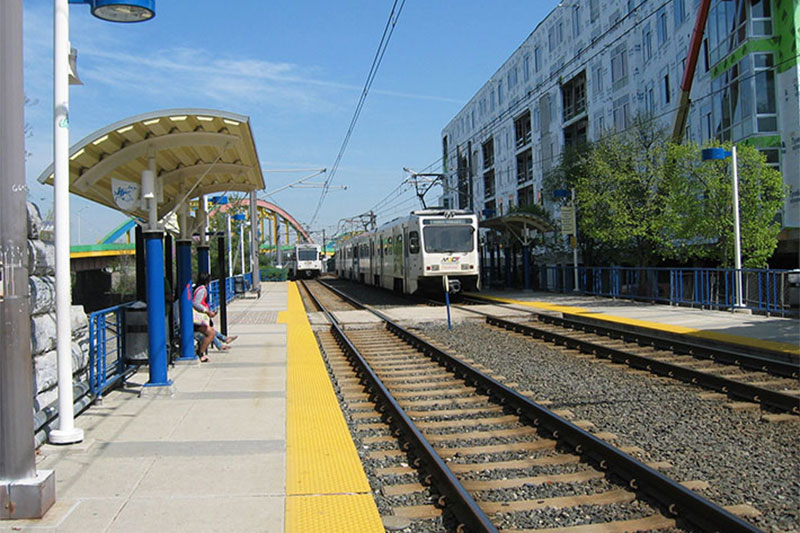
<box><xmin>1</xmin><ymin>282</ymin><xmax>382</xmax><ymax>533</ymax></box>
<box><xmin>470</xmin><ymin>289</ymin><xmax>800</xmax><ymax>358</ymax></box>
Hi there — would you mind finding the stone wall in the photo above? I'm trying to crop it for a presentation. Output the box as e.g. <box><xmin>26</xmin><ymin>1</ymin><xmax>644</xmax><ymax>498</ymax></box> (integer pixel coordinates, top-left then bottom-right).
<box><xmin>27</xmin><ymin>203</ymin><xmax>90</xmax><ymax>412</ymax></box>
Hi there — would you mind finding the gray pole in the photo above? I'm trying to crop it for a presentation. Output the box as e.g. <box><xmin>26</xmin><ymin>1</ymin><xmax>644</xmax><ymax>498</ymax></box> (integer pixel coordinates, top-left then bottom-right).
<box><xmin>0</xmin><ymin>0</ymin><xmax>55</xmax><ymax>518</ymax></box>
<box><xmin>249</xmin><ymin>190</ymin><xmax>260</xmax><ymax>294</ymax></box>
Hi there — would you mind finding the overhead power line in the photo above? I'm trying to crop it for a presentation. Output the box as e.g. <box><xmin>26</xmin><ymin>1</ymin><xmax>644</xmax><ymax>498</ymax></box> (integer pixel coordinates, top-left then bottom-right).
<box><xmin>308</xmin><ymin>0</ymin><xmax>407</xmax><ymax>228</ymax></box>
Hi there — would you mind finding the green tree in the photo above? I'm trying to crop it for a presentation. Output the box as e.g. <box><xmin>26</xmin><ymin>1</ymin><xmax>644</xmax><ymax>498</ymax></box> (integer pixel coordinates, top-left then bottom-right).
<box><xmin>661</xmin><ymin>142</ymin><xmax>785</xmax><ymax>268</ymax></box>
<box><xmin>550</xmin><ymin>115</ymin><xmax>673</xmax><ymax>267</ymax></box>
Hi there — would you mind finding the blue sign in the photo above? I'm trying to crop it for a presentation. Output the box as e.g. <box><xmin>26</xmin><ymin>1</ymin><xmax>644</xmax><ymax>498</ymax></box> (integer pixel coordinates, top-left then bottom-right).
<box><xmin>210</xmin><ymin>195</ymin><xmax>229</xmax><ymax>205</ymax></box>
<box><xmin>232</xmin><ymin>214</ymin><xmax>246</xmax><ymax>221</ymax></box>
<box><xmin>553</xmin><ymin>189</ymin><xmax>570</xmax><ymax>198</ymax></box>
<box><xmin>701</xmin><ymin>148</ymin><xmax>731</xmax><ymax>161</ymax></box>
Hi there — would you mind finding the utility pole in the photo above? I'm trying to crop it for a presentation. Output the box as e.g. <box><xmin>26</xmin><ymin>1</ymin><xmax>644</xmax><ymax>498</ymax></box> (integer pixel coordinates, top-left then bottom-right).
<box><xmin>0</xmin><ymin>0</ymin><xmax>56</xmax><ymax>518</ymax></box>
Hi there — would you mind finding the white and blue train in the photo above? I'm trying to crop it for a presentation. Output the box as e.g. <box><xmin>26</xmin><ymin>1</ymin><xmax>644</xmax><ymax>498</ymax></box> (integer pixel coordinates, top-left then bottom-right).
<box><xmin>288</xmin><ymin>243</ymin><xmax>323</xmax><ymax>280</ymax></box>
<box><xmin>334</xmin><ymin>209</ymin><xmax>480</xmax><ymax>294</ymax></box>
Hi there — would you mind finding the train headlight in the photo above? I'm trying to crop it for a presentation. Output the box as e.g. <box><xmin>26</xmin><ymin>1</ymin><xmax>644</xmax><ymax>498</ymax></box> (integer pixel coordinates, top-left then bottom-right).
<box><xmin>461</xmin><ymin>264</ymin><xmax>471</xmax><ymax>270</ymax></box>
<box><xmin>430</xmin><ymin>264</ymin><xmax>439</xmax><ymax>271</ymax></box>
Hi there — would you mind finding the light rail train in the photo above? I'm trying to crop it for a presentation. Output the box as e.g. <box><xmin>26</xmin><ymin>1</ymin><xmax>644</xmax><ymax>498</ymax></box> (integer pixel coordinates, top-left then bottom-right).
<box><xmin>288</xmin><ymin>243</ymin><xmax>323</xmax><ymax>279</ymax></box>
<box><xmin>334</xmin><ymin>209</ymin><xmax>480</xmax><ymax>294</ymax></box>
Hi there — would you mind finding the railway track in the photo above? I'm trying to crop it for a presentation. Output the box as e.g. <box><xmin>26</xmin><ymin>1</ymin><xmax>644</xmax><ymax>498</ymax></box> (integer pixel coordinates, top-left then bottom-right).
<box><xmin>450</xmin><ymin>298</ymin><xmax>799</xmax><ymax>416</ymax></box>
<box><xmin>302</xmin><ymin>280</ymin><xmax>762</xmax><ymax>532</ymax></box>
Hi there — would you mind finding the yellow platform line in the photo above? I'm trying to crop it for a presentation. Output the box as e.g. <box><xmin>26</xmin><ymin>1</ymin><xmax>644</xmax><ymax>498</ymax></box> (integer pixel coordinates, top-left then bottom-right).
<box><xmin>279</xmin><ymin>282</ymin><xmax>383</xmax><ymax>533</ymax></box>
<box><xmin>465</xmin><ymin>292</ymin><xmax>800</xmax><ymax>358</ymax></box>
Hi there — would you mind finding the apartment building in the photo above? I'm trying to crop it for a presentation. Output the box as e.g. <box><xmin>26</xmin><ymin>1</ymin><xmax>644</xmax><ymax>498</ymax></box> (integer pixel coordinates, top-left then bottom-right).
<box><xmin>440</xmin><ymin>0</ymin><xmax>799</xmax><ymax>257</ymax></box>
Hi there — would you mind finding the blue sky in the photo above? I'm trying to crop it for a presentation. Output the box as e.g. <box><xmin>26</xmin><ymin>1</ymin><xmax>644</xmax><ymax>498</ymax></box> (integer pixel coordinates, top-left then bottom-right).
<box><xmin>23</xmin><ymin>1</ymin><xmax>559</xmax><ymax>244</ymax></box>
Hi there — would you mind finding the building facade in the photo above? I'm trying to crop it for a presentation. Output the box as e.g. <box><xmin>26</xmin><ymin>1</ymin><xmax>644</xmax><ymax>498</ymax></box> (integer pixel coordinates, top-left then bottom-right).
<box><xmin>440</xmin><ymin>0</ymin><xmax>799</xmax><ymax>256</ymax></box>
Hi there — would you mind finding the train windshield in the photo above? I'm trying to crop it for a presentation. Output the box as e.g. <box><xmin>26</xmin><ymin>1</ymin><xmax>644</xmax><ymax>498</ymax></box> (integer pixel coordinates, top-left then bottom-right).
<box><xmin>297</xmin><ymin>249</ymin><xmax>317</xmax><ymax>261</ymax></box>
<box><xmin>422</xmin><ymin>224</ymin><xmax>474</xmax><ymax>253</ymax></box>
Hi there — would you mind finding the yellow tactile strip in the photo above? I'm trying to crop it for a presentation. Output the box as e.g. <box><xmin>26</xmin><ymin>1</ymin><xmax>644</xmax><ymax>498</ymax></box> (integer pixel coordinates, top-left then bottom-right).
<box><xmin>465</xmin><ymin>293</ymin><xmax>800</xmax><ymax>357</ymax></box>
<box><xmin>286</xmin><ymin>494</ymin><xmax>382</xmax><ymax>533</ymax></box>
<box><xmin>278</xmin><ymin>282</ymin><xmax>383</xmax><ymax>532</ymax></box>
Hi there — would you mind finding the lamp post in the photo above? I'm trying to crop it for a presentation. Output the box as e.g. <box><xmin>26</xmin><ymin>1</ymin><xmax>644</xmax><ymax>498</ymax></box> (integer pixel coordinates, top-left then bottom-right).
<box><xmin>51</xmin><ymin>0</ymin><xmax>155</xmax><ymax>446</ymax></box>
<box><xmin>701</xmin><ymin>146</ymin><xmax>744</xmax><ymax>310</ymax></box>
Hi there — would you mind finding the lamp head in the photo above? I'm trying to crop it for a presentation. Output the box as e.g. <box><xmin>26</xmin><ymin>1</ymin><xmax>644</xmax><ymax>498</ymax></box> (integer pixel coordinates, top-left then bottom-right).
<box><xmin>88</xmin><ymin>0</ymin><xmax>155</xmax><ymax>22</ymax></box>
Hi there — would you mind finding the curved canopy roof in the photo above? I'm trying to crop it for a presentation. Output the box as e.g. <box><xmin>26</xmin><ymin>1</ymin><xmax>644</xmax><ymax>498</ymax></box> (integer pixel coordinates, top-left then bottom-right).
<box><xmin>480</xmin><ymin>212</ymin><xmax>556</xmax><ymax>244</ymax></box>
<box><xmin>37</xmin><ymin>108</ymin><xmax>265</xmax><ymax>221</ymax></box>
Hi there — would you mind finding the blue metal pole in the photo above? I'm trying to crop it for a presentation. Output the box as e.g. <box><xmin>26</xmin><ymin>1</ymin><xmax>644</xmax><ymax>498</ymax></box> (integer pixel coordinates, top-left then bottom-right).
<box><xmin>143</xmin><ymin>231</ymin><xmax>171</xmax><ymax>387</ymax></box>
<box><xmin>197</xmin><ymin>245</ymin><xmax>210</xmax><ymax>276</ymax></box>
<box><xmin>444</xmin><ymin>276</ymin><xmax>452</xmax><ymax>331</ymax></box>
<box><xmin>523</xmin><ymin>245</ymin><xmax>531</xmax><ymax>291</ymax></box>
<box><xmin>176</xmin><ymin>239</ymin><xmax>196</xmax><ymax>361</ymax></box>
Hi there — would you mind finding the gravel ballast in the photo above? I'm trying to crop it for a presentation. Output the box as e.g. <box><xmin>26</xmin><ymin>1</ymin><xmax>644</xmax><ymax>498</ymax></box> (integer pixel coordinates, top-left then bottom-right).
<box><xmin>418</xmin><ymin>322</ymin><xmax>800</xmax><ymax>532</ymax></box>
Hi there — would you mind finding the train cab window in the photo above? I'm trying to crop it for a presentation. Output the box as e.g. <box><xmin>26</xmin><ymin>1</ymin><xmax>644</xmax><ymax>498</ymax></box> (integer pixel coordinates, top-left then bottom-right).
<box><xmin>387</xmin><ymin>236</ymin><xmax>392</xmax><ymax>255</ymax></box>
<box><xmin>396</xmin><ymin>235</ymin><xmax>403</xmax><ymax>256</ymax></box>
<box><xmin>408</xmin><ymin>231</ymin><xmax>420</xmax><ymax>254</ymax></box>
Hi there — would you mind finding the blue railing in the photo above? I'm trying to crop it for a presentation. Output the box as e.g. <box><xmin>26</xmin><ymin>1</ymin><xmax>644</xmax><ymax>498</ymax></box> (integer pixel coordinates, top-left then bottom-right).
<box><xmin>88</xmin><ymin>302</ymin><xmax>133</xmax><ymax>397</ymax></box>
<box><xmin>532</xmin><ymin>265</ymin><xmax>798</xmax><ymax>316</ymax></box>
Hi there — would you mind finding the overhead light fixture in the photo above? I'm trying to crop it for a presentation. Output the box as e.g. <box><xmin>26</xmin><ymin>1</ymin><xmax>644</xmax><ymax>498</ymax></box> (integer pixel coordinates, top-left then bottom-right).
<box><xmin>85</xmin><ymin>0</ymin><xmax>155</xmax><ymax>23</ymax></box>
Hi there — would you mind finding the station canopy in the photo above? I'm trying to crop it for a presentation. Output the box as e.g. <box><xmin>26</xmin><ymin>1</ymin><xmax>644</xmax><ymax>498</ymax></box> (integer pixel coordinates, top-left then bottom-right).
<box><xmin>480</xmin><ymin>212</ymin><xmax>556</xmax><ymax>244</ymax></box>
<box><xmin>37</xmin><ymin>108</ymin><xmax>265</xmax><ymax>222</ymax></box>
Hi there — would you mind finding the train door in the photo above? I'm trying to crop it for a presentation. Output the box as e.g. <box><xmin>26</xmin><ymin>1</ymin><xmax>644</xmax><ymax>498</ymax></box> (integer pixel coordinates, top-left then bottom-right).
<box><xmin>403</xmin><ymin>226</ymin><xmax>410</xmax><ymax>292</ymax></box>
<box><xmin>370</xmin><ymin>239</ymin><xmax>376</xmax><ymax>285</ymax></box>
<box><xmin>407</xmin><ymin>227</ymin><xmax>421</xmax><ymax>294</ymax></box>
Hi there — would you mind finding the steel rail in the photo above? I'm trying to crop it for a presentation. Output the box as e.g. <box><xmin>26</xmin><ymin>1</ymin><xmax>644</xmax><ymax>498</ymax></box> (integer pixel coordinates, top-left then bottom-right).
<box><xmin>487</xmin><ymin>315</ymin><xmax>799</xmax><ymax>414</ymax></box>
<box><xmin>314</xmin><ymin>280</ymin><xmax>762</xmax><ymax>531</ymax></box>
<box><xmin>376</xmin><ymin>315</ymin><xmax>761</xmax><ymax>533</ymax></box>
<box><xmin>300</xmin><ymin>281</ymin><xmax>497</xmax><ymax>532</ymax></box>
<box><xmin>539</xmin><ymin>312</ymin><xmax>799</xmax><ymax>376</ymax></box>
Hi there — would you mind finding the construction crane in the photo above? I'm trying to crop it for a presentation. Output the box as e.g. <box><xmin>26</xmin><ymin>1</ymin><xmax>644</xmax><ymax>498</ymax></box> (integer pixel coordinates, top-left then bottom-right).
<box><xmin>670</xmin><ymin>0</ymin><xmax>712</xmax><ymax>144</ymax></box>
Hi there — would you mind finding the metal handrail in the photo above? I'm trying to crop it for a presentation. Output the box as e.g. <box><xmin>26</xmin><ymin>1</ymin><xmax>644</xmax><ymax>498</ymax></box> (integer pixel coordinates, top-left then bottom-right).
<box><xmin>525</xmin><ymin>265</ymin><xmax>799</xmax><ymax>317</ymax></box>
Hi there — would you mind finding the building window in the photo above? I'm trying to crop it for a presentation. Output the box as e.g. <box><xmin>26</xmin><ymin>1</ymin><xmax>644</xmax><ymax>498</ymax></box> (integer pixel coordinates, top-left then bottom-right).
<box><xmin>533</xmin><ymin>107</ymin><xmax>541</xmax><ymax>132</ymax></box>
<box><xmin>613</xmin><ymin>97</ymin><xmax>629</xmax><ymax>131</ymax></box>
<box><xmin>663</xmin><ymin>73</ymin><xmax>670</xmax><ymax>105</ymax></box>
<box><xmin>592</xmin><ymin>65</ymin><xmax>603</xmax><ymax>96</ymax></box>
<box><xmin>751</xmin><ymin>0</ymin><xmax>773</xmax><ymax>36</ymax></box>
<box><xmin>673</xmin><ymin>0</ymin><xmax>686</xmax><ymax>28</ymax></box>
<box><xmin>498</xmin><ymin>80</ymin><xmax>503</xmax><ymax>106</ymax></box>
<box><xmin>759</xmin><ymin>148</ymin><xmax>779</xmax><ymax>170</ymax></box>
<box><xmin>596</xmin><ymin>114</ymin><xmax>605</xmax><ymax>135</ymax></box>
<box><xmin>442</xmin><ymin>135</ymin><xmax>448</xmax><ymax>174</ymax></box>
<box><xmin>548</xmin><ymin>26</ymin><xmax>556</xmax><ymax>52</ymax></box>
<box><xmin>483</xmin><ymin>170</ymin><xmax>495</xmax><ymax>199</ymax></box>
<box><xmin>754</xmin><ymin>53</ymin><xmax>777</xmax><ymax>132</ymax></box>
<box><xmin>562</xmin><ymin>71</ymin><xmax>587</xmax><ymax>122</ymax></box>
<box><xmin>611</xmin><ymin>45</ymin><xmax>628</xmax><ymax>90</ymax></box>
<box><xmin>516</xmin><ymin>149</ymin><xmax>533</xmax><ymax>184</ymax></box>
<box><xmin>524</xmin><ymin>55</ymin><xmax>531</xmax><ymax>82</ymax></box>
<box><xmin>642</xmin><ymin>24</ymin><xmax>653</xmax><ymax>62</ymax></box>
<box><xmin>646</xmin><ymin>85</ymin><xmax>655</xmax><ymax>113</ymax></box>
<box><xmin>491</xmin><ymin>88</ymin><xmax>496</xmax><ymax>112</ymax></box>
<box><xmin>534</xmin><ymin>46</ymin><xmax>542</xmax><ymax>72</ymax></box>
<box><xmin>482</xmin><ymin>137</ymin><xmax>494</xmax><ymax>169</ymax></box>
<box><xmin>657</xmin><ymin>7</ymin><xmax>668</xmax><ymax>44</ymax></box>
<box><xmin>514</xmin><ymin>111</ymin><xmax>532</xmax><ymax>149</ymax></box>
<box><xmin>517</xmin><ymin>184</ymin><xmax>535</xmax><ymax>207</ymax></box>
<box><xmin>590</xmin><ymin>0</ymin><xmax>599</xmax><ymax>22</ymax></box>
<box><xmin>572</xmin><ymin>5</ymin><xmax>581</xmax><ymax>37</ymax></box>
<box><xmin>708</xmin><ymin>0</ymin><xmax>772</xmax><ymax>67</ymax></box>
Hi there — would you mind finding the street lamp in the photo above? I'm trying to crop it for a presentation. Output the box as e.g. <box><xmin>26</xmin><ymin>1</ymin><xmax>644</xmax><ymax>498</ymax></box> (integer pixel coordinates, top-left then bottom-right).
<box><xmin>51</xmin><ymin>0</ymin><xmax>155</xmax><ymax>446</ymax></box>
<box><xmin>701</xmin><ymin>146</ymin><xmax>745</xmax><ymax>310</ymax></box>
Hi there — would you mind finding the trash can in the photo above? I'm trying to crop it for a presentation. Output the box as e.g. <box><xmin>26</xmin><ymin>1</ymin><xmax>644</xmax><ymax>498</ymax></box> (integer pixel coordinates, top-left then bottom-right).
<box><xmin>124</xmin><ymin>301</ymin><xmax>149</xmax><ymax>363</ymax></box>
<box><xmin>788</xmin><ymin>270</ymin><xmax>800</xmax><ymax>308</ymax></box>
<box><xmin>234</xmin><ymin>277</ymin><xmax>245</xmax><ymax>295</ymax></box>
